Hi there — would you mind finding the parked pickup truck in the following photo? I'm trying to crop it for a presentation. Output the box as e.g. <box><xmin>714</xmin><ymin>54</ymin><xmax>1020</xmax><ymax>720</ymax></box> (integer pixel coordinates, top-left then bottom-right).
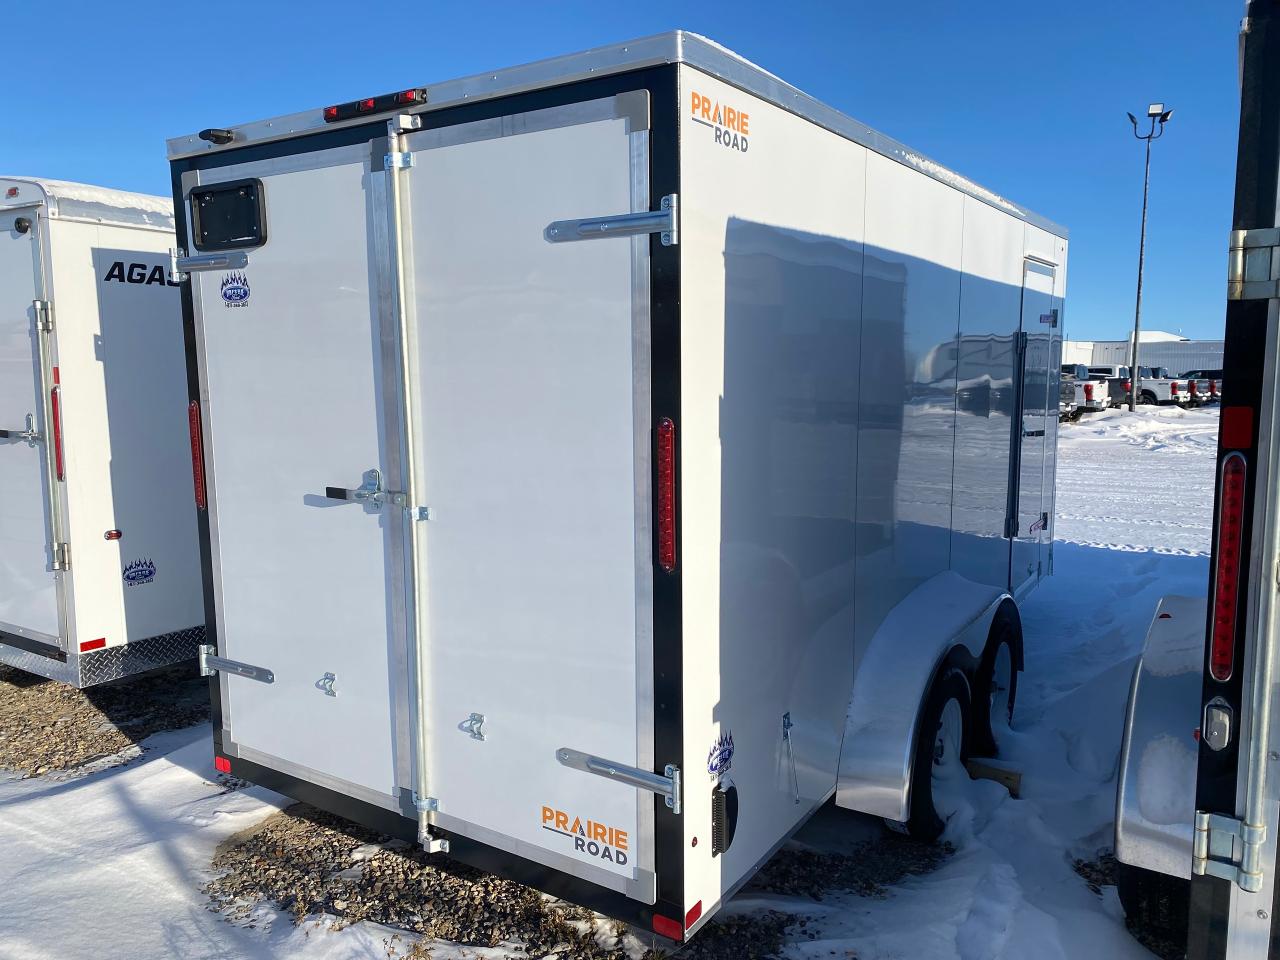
<box><xmin>1058</xmin><ymin>375</ymin><xmax>1078</xmax><ymax>421</ymax></box>
<box><xmin>1134</xmin><ymin>366</ymin><xmax>1189</xmax><ymax>406</ymax></box>
<box><xmin>1061</xmin><ymin>363</ymin><xmax>1110</xmax><ymax>414</ymax></box>
<box><xmin>1087</xmin><ymin>364</ymin><xmax>1132</xmax><ymax>407</ymax></box>
<box><xmin>1180</xmin><ymin>368</ymin><xmax>1223</xmax><ymax>406</ymax></box>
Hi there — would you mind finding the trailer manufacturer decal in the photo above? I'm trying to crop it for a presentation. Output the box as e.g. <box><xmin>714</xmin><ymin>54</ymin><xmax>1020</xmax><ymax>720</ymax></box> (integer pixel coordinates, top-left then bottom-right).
<box><xmin>690</xmin><ymin>91</ymin><xmax>750</xmax><ymax>153</ymax></box>
<box><xmin>102</xmin><ymin>261</ymin><xmax>180</xmax><ymax>287</ymax></box>
<box><xmin>123</xmin><ymin>558</ymin><xmax>156</xmax><ymax>586</ymax></box>
<box><xmin>220</xmin><ymin>272</ymin><xmax>251</xmax><ymax>307</ymax></box>
<box><xmin>540</xmin><ymin>806</ymin><xmax>629</xmax><ymax>865</ymax></box>
<box><xmin>707</xmin><ymin>731</ymin><xmax>734</xmax><ymax>779</ymax></box>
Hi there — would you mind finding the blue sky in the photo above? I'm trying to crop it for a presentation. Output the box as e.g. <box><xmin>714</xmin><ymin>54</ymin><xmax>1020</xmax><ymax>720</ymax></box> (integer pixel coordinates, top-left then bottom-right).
<box><xmin>3</xmin><ymin>1</ymin><xmax>1238</xmax><ymax>340</ymax></box>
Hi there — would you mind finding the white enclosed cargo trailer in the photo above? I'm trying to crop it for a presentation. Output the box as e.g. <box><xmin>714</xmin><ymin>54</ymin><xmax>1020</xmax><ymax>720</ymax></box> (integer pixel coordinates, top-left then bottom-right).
<box><xmin>169</xmin><ymin>33</ymin><xmax>1067</xmax><ymax>941</ymax></box>
<box><xmin>0</xmin><ymin>178</ymin><xmax>205</xmax><ymax>686</ymax></box>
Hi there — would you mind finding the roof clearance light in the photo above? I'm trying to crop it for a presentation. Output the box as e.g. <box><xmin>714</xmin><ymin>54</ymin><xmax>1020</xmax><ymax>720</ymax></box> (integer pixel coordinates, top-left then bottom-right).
<box><xmin>356</xmin><ymin>98</ymin><xmax>377</xmax><ymax>113</ymax></box>
<box><xmin>5</xmin><ymin>187</ymin><xmax>17</xmax><ymax>199</ymax></box>
<box><xmin>1210</xmin><ymin>452</ymin><xmax>1248</xmax><ymax>682</ymax></box>
<box><xmin>394</xmin><ymin>89</ymin><xmax>424</xmax><ymax>105</ymax></box>
<box><xmin>323</xmin><ymin>105</ymin><xmax>339</xmax><ymax>122</ymax></box>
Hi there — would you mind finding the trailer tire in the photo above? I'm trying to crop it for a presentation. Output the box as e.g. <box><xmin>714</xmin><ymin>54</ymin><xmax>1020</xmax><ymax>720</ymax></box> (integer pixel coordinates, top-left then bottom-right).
<box><xmin>904</xmin><ymin>667</ymin><xmax>972</xmax><ymax>843</ymax></box>
<box><xmin>973</xmin><ymin>618</ymin><xmax>1019</xmax><ymax>758</ymax></box>
<box><xmin>1116</xmin><ymin>862</ymin><xmax>1189</xmax><ymax>943</ymax></box>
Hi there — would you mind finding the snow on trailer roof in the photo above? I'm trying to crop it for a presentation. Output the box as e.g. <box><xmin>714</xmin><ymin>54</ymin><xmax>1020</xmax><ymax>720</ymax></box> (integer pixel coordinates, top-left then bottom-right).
<box><xmin>0</xmin><ymin>177</ymin><xmax>174</xmax><ymax>231</ymax></box>
<box><xmin>167</xmin><ymin>31</ymin><xmax>1067</xmax><ymax>239</ymax></box>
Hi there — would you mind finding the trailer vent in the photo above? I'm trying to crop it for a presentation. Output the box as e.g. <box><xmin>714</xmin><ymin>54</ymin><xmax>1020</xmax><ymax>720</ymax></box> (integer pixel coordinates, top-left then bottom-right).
<box><xmin>711</xmin><ymin>782</ymin><xmax>738</xmax><ymax>856</ymax></box>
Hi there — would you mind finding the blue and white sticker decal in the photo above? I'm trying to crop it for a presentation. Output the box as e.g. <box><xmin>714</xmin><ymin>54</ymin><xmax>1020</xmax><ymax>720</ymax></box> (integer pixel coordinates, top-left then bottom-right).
<box><xmin>220</xmin><ymin>271</ymin><xmax>250</xmax><ymax>307</ymax></box>
<box><xmin>123</xmin><ymin>558</ymin><xmax>156</xmax><ymax>586</ymax></box>
<box><xmin>707</xmin><ymin>731</ymin><xmax>734</xmax><ymax>779</ymax></box>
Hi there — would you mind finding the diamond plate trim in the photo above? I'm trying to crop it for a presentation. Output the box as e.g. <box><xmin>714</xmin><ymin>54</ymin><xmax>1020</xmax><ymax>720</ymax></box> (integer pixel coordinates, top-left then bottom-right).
<box><xmin>0</xmin><ymin>626</ymin><xmax>205</xmax><ymax>688</ymax></box>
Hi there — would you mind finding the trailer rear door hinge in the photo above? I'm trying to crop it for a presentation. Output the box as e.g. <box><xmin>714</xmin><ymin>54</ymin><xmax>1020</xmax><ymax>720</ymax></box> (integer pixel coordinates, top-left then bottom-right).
<box><xmin>544</xmin><ymin>193</ymin><xmax>678</xmax><ymax>246</ymax></box>
<box><xmin>52</xmin><ymin>542</ymin><xmax>70</xmax><ymax>571</ymax></box>
<box><xmin>556</xmin><ymin>747</ymin><xmax>682</xmax><ymax>814</ymax></box>
<box><xmin>1228</xmin><ymin>227</ymin><xmax>1280</xmax><ymax>300</ymax></box>
<box><xmin>1193</xmin><ymin>810</ymin><xmax>1267</xmax><ymax>892</ymax></box>
<box><xmin>199</xmin><ymin>644</ymin><xmax>275</xmax><ymax>684</ymax></box>
<box><xmin>33</xmin><ymin>299</ymin><xmax>53</xmax><ymax>332</ymax></box>
<box><xmin>384</xmin><ymin>151</ymin><xmax>414</xmax><ymax>170</ymax></box>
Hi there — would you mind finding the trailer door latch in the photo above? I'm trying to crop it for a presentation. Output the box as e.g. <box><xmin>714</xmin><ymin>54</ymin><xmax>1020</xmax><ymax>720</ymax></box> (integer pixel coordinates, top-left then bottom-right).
<box><xmin>324</xmin><ymin>468</ymin><xmax>408</xmax><ymax>509</ymax></box>
<box><xmin>544</xmin><ymin>193</ymin><xmax>678</xmax><ymax>246</ymax></box>
<box><xmin>199</xmin><ymin>644</ymin><xmax>275</xmax><ymax>684</ymax></box>
<box><xmin>1193</xmin><ymin>810</ymin><xmax>1266</xmax><ymax>892</ymax></box>
<box><xmin>1228</xmin><ymin>227</ymin><xmax>1280</xmax><ymax>300</ymax></box>
<box><xmin>556</xmin><ymin>747</ymin><xmax>682</xmax><ymax>815</ymax></box>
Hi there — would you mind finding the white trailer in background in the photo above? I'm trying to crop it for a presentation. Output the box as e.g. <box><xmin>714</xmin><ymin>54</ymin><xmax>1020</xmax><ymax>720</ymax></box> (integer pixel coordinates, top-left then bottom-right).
<box><xmin>168</xmin><ymin>33</ymin><xmax>1067</xmax><ymax>942</ymax></box>
<box><xmin>0</xmin><ymin>178</ymin><xmax>204</xmax><ymax>686</ymax></box>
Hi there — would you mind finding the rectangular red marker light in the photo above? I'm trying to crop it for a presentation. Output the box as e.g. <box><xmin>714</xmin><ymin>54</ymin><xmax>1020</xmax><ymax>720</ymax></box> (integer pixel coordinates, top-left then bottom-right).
<box><xmin>79</xmin><ymin>638</ymin><xmax>106</xmax><ymax>652</ymax></box>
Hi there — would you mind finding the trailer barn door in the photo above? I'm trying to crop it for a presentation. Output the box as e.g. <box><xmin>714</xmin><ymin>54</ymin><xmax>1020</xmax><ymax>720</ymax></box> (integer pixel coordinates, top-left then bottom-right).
<box><xmin>402</xmin><ymin>95</ymin><xmax>653</xmax><ymax>895</ymax></box>
<box><xmin>1011</xmin><ymin>259</ymin><xmax>1056</xmax><ymax>594</ymax></box>
<box><xmin>0</xmin><ymin>203</ymin><xmax>62</xmax><ymax>647</ymax></box>
<box><xmin>183</xmin><ymin>148</ymin><xmax>405</xmax><ymax>806</ymax></box>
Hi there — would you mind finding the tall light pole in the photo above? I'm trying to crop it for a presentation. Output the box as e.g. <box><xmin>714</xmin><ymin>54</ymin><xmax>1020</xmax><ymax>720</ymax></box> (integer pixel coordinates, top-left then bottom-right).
<box><xmin>1126</xmin><ymin>103</ymin><xmax>1174</xmax><ymax>411</ymax></box>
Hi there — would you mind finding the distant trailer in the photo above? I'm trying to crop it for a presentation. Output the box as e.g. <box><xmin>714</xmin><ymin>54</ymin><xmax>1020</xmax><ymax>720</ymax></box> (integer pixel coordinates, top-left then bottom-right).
<box><xmin>168</xmin><ymin>33</ymin><xmax>1067</xmax><ymax>943</ymax></box>
<box><xmin>0</xmin><ymin>178</ymin><xmax>204</xmax><ymax>686</ymax></box>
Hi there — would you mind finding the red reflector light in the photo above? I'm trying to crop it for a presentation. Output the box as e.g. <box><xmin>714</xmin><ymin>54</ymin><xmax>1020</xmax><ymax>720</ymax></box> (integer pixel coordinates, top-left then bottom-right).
<box><xmin>394</xmin><ymin>89</ymin><xmax>423</xmax><ymax>105</ymax></box>
<box><xmin>684</xmin><ymin>901</ymin><xmax>703</xmax><ymax>929</ymax></box>
<box><xmin>1222</xmin><ymin>406</ymin><xmax>1252</xmax><ymax>449</ymax></box>
<box><xmin>104</xmin><ymin>529</ymin><xmax>122</xmax><ymax>541</ymax></box>
<box><xmin>189</xmin><ymin>400</ymin><xmax>207</xmax><ymax>510</ymax></box>
<box><xmin>652</xmin><ymin>914</ymin><xmax>683</xmax><ymax>941</ymax></box>
<box><xmin>323</xmin><ymin>105</ymin><xmax>339</xmax><ymax>122</ymax></box>
<box><xmin>5</xmin><ymin>187</ymin><xmax>17</xmax><ymax>198</ymax></box>
<box><xmin>1084</xmin><ymin>382</ymin><xmax>1094</xmax><ymax>401</ymax></box>
<box><xmin>1210</xmin><ymin>452</ymin><xmax>1247</xmax><ymax>682</ymax></box>
<box><xmin>214</xmin><ymin>756</ymin><xmax>232</xmax><ymax>774</ymax></box>
<box><xmin>657</xmin><ymin>417</ymin><xmax>676</xmax><ymax>573</ymax></box>
<box><xmin>79</xmin><ymin>638</ymin><xmax>106</xmax><ymax>653</ymax></box>
<box><xmin>50</xmin><ymin>380</ymin><xmax>65</xmax><ymax>482</ymax></box>
<box><xmin>356</xmin><ymin>98</ymin><xmax>377</xmax><ymax>112</ymax></box>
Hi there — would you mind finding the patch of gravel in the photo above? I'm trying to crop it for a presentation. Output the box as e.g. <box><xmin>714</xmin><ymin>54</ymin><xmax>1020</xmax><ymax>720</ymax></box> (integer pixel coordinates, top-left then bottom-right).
<box><xmin>0</xmin><ymin>662</ymin><xmax>208</xmax><ymax>776</ymax></box>
<box><xmin>1072</xmin><ymin>851</ymin><xmax>1118</xmax><ymax>896</ymax></box>
<box><xmin>1073</xmin><ymin>851</ymin><xmax>1185</xmax><ymax>960</ymax></box>
<box><xmin>206</xmin><ymin>805</ymin><xmax>950</xmax><ymax>958</ymax></box>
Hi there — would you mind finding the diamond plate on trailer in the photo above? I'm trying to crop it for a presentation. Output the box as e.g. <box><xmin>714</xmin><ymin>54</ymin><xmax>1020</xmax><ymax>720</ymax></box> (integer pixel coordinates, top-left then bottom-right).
<box><xmin>0</xmin><ymin>627</ymin><xmax>204</xmax><ymax>688</ymax></box>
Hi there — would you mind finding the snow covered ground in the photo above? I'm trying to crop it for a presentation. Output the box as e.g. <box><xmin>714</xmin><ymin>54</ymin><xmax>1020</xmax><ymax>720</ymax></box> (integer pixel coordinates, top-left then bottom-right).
<box><xmin>0</xmin><ymin>406</ymin><xmax>1219</xmax><ymax>960</ymax></box>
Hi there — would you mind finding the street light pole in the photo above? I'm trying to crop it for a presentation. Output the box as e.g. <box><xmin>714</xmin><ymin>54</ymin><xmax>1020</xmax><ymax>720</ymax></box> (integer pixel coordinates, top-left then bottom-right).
<box><xmin>1127</xmin><ymin>103</ymin><xmax>1173</xmax><ymax>411</ymax></box>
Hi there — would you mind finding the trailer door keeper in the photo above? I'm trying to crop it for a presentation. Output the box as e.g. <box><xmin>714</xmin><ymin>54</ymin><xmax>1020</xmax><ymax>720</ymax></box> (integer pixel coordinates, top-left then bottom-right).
<box><xmin>544</xmin><ymin>194</ymin><xmax>678</xmax><ymax>246</ymax></box>
<box><xmin>556</xmin><ymin>748</ymin><xmax>682</xmax><ymax>815</ymax></box>
<box><xmin>199</xmin><ymin>644</ymin><xmax>274</xmax><ymax>684</ymax></box>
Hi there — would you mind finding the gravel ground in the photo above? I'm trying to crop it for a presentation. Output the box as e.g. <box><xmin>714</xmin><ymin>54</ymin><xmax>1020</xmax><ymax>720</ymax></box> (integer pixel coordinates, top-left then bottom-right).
<box><xmin>205</xmin><ymin>804</ymin><xmax>951</xmax><ymax>959</ymax></box>
<box><xmin>0</xmin><ymin>662</ymin><xmax>208</xmax><ymax>776</ymax></box>
<box><xmin>1072</xmin><ymin>851</ymin><xmax>1185</xmax><ymax>960</ymax></box>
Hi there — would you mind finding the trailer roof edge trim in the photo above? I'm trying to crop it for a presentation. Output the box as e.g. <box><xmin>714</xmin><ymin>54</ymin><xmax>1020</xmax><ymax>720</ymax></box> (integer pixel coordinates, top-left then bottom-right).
<box><xmin>0</xmin><ymin>176</ymin><xmax>175</xmax><ymax>232</ymax></box>
<box><xmin>165</xmin><ymin>31</ymin><xmax>1067</xmax><ymax>239</ymax></box>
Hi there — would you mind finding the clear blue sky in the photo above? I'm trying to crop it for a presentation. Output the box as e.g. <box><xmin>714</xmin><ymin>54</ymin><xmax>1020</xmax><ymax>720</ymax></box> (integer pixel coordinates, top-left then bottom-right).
<box><xmin>2</xmin><ymin>1</ymin><xmax>1238</xmax><ymax>340</ymax></box>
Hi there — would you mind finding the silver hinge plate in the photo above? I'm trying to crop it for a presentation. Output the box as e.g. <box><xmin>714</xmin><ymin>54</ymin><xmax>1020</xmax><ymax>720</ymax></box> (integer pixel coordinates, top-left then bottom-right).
<box><xmin>33</xmin><ymin>300</ymin><xmax>53</xmax><ymax>333</ymax></box>
<box><xmin>1193</xmin><ymin>810</ymin><xmax>1266</xmax><ymax>891</ymax></box>
<box><xmin>52</xmin><ymin>542</ymin><xmax>70</xmax><ymax>571</ymax></box>
<box><xmin>556</xmin><ymin>747</ymin><xmax>682</xmax><ymax>815</ymax></box>
<box><xmin>385</xmin><ymin>152</ymin><xmax>414</xmax><ymax>170</ymax></box>
<box><xmin>413</xmin><ymin>792</ymin><xmax>439</xmax><ymax>812</ymax></box>
<box><xmin>198</xmin><ymin>643</ymin><xmax>275</xmax><ymax>684</ymax></box>
<box><xmin>1229</xmin><ymin>227</ymin><xmax>1280</xmax><ymax>300</ymax></box>
<box><xmin>544</xmin><ymin>193</ymin><xmax>679</xmax><ymax>246</ymax></box>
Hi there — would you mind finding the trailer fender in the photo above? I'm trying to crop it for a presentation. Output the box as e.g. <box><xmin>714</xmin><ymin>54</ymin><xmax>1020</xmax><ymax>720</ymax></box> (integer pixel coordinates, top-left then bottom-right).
<box><xmin>834</xmin><ymin>571</ymin><xmax>1009</xmax><ymax>823</ymax></box>
<box><xmin>1114</xmin><ymin>594</ymin><xmax>1205</xmax><ymax>880</ymax></box>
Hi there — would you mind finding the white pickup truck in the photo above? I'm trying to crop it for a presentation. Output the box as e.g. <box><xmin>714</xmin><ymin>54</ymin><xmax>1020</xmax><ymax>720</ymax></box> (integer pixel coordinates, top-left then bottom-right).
<box><xmin>1134</xmin><ymin>366</ymin><xmax>1190</xmax><ymax>406</ymax></box>
<box><xmin>1180</xmin><ymin>368</ymin><xmax>1223</xmax><ymax>407</ymax></box>
<box><xmin>1060</xmin><ymin>363</ymin><xmax>1110</xmax><ymax>415</ymax></box>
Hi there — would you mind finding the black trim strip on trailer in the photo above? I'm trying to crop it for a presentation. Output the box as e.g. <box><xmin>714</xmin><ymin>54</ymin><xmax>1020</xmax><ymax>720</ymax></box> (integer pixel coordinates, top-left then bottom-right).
<box><xmin>0</xmin><ymin>630</ymin><xmax>68</xmax><ymax>662</ymax></box>
<box><xmin>173</xmin><ymin>63</ymin><xmax>687</xmax><ymax>932</ymax></box>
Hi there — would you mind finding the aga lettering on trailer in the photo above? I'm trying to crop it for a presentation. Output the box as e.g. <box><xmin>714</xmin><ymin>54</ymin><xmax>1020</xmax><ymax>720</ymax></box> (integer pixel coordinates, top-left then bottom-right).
<box><xmin>689</xmin><ymin>90</ymin><xmax>750</xmax><ymax>153</ymax></box>
<box><xmin>540</xmin><ymin>805</ymin><xmax>629</xmax><ymax>866</ymax></box>
<box><xmin>102</xmin><ymin>261</ymin><xmax>180</xmax><ymax>287</ymax></box>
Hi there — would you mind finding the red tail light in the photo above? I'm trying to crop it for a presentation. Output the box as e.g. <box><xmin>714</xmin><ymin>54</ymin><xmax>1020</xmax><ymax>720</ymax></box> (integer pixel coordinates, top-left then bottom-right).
<box><xmin>50</xmin><ymin>369</ymin><xmax>65</xmax><ymax>481</ymax></box>
<box><xmin>214</xmin><ymin>756</ymin><xmax>232</xmax><ymax>774</ymax></box>
<box><xmin>657</xmin><ymin>417</ymin><xmax>677</xmax><ymax>573</ymax></box>
<box><xmin>1210</xmin><ymin>453</ymin><xmax>1247</xmax><ymax>682</ymax></box>
<box><xmin>189</xmin><ymin>401</ymin><xmax>207</xmax><ymax>510</ymax></box>
<box><xmin>1124</xmin><ymin>379</ymin><xmax>1132</xmax><ymax>392</ymax></box>
<box><xmin>1171</xmin><ymin>381</ymin><xmax>1180</xmax><ymax>397</ymax></box>
<box><xmin>652</xmin><ymin>914</ymin><xmax>683</xmax><ymax>942</ymax></box>
<box><xmin>1210</xmin><ymin>380</ymin><xmax>1219</xmax><ymax>397</ymax></box>
<box><xmin>1189</xmin><ymin>381</ymin><xmax>1199</xmax><ymax>396</ymax></box>
<box><xmin>1084</xmin><ymin>382</ymin><xmax>1094</xmax><ymax>401</ymax></box>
